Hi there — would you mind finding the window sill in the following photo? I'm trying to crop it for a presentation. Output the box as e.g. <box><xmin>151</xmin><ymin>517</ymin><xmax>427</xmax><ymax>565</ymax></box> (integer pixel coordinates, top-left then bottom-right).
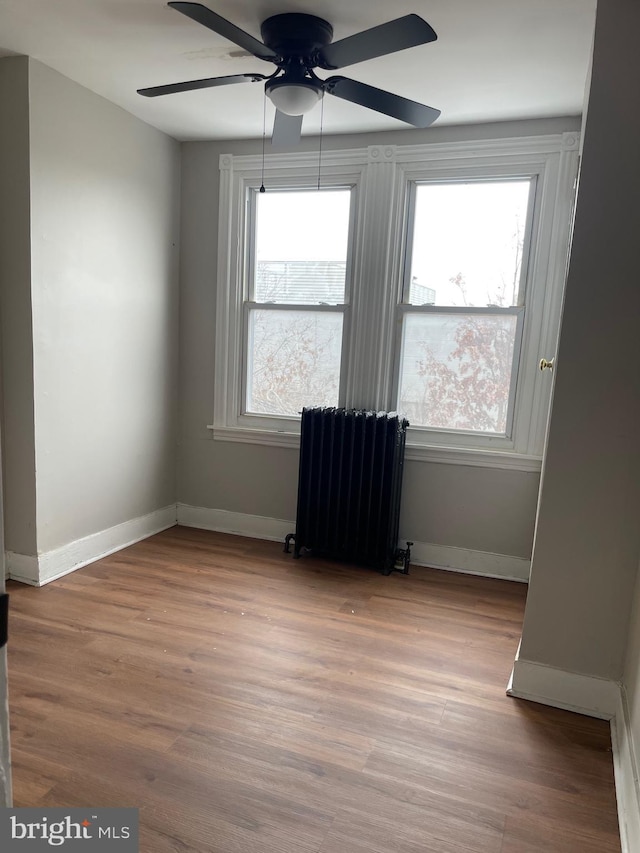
<box><xmin>207</xmin><ymin>425</ymin><xmax>542</xmax><ymax>472</ymax></box>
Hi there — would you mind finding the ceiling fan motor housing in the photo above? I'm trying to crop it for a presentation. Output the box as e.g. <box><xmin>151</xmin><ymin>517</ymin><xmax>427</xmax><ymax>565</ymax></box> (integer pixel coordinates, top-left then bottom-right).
<box><xmin>260</xmin><ymin>13</ymin><xmax>334</xmax><ymax>61</ymax></box>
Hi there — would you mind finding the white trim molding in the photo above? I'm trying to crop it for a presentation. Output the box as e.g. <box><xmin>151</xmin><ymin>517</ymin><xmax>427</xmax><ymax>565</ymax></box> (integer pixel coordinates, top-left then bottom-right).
<box><xmin>213</xmin><ymin>132</ymin><xmax>580</xmax><ymax>462</ymax></box>
<box><xmin>409</xmin><ymin>541</ymin><xmax>530</xmax><ymax>582</ymax></box>
<box><xmin>611</xmin><ymin>688</ymin><xmax>640</xmax><ymax>853</ymax></box>
<box><xmin>177</xmin><ymin>504</ymin><xmax>530</xmax><ymax>580</ymax></box>
<box><xmin>506</xmin><ymin>653</ymin><xmax>640</xmax><ymax>853</ymax></box>
<box><xmin>6</xmin><ymin>505</ymin><xmax>177</xmax><ymax>586</ymax></box>
<box><xmin>5</xmin><ymin>552</ymin><xmax>39</xmax><ymax>586</ymax></box>
<box><xmin>177</xmin><ymin>504</ymin><xmax>292</xmax><ymax>543</ymax></box>
<box><xmin>6</xmin><ymin>506</ymin><xmax>530</xmax><ymax>585</ymax></box>
<box><xmin>507</xmin><ymin>652</ymin><xmax>619</xmax><ymax>719</ymax></box>
<box><xmin>0</xmin><ymin>651</ymin><xmax>11</xmax><ymax>807</ymax></box>
<box><xmin>208</xmin><ymin>424</ymin><xmax>543</xmax><ymax>472</ymax></box>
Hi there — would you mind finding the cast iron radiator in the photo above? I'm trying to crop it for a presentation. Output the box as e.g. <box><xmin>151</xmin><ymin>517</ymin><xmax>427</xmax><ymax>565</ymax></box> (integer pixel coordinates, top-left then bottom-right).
<box><xmin>284</xmin><ymin>407</ymin><xmax>412</xmax><ymax>575</ymax></box>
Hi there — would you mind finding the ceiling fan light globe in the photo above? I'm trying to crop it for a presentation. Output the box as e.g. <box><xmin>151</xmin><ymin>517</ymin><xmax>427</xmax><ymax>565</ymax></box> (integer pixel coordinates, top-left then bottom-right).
<box><xmin>266</xmin><ymin>82</ymin><xmax>323</xmax><ymax>116</ymax></box>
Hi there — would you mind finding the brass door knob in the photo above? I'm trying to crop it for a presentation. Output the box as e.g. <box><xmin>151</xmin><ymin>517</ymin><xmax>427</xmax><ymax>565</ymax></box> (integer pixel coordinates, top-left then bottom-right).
<box><xmin>539</xmin><ymin>357</ymin><xmax>555</xmax><ymax>372</ymax></box>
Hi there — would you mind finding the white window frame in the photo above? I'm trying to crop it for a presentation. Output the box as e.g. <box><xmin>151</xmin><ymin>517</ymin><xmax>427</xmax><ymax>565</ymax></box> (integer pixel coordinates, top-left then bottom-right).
<box><xmin>213</xmin><ymin>151</ymin><xmax>366</xmax><ymax>444</ymax></box>
<box><xmin>211</xmin><ymin>134</ymin><xmax>580</xmax><ymax>472</ymax></box>
<box><xmin>396</xmin><ymin>173</ymin><xmax>535</xmax><ymax>447</ymax></box>
<box><xmin>240</xmin><ymin>184</ymin><xmax>356</xmax><ymax>430</ymax></box>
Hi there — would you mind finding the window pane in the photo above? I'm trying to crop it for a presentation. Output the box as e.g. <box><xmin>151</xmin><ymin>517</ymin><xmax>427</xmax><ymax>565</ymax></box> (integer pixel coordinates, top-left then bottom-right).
<box><xmin>398</xmin><ymin>313</ymin><xmax>518</xmax><ymax>433</ymax></box>
<box><xmin>254</xmin><ymin>189</ymin><xmax>351</xmax><ymax>304</ymax></box>
<box><xmin>247</xmin><ymin>309</ymin><xmax>343</xmax><ymax>416</ymax></box>
<box><xmin>407</xmin><ymin>180</ymin><xmax>531</xmax><ymax>307</ymax></box>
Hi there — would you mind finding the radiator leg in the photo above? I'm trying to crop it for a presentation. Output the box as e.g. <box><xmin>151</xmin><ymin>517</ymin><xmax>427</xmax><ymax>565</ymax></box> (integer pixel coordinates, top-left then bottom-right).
<box><xmin>284</xmin><ymin>533</ymin><xmax>296</xmax><ymax>554</ymax></box>
<box><xmin>402</xmin><ymin>541</ymin><xmax>413</xmax><ymax>574</ymax></box>
<box><xmin>393</xmin><ymin>541</ymin><xmax>413</xmax><ymax>575</ymax></box>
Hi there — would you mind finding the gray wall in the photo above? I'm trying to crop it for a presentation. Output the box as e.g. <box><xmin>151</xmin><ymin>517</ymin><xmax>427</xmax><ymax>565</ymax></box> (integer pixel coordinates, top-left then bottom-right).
<box><xmin>178</xmin><ymin>117</ymin><xmax>577</xmax><ymax>560</ymax></box>
<box><xmin>1</xmin><ymin>59</ymin><xmax>181</xmax><ymax>560</ymax></box>
<box><xmin>27</xmin><ymin>61</ymin><xmax>181</xmax><ymax>553</ymax></box>
<box><xmin>0</xmin><ymin>57</ymin><xmax>37</xmax><ymax>558</ymax></box>
<box><xmin>519</xmin><ymin>0</ymin><xmax>640</xmax><ymax>679</ymax></box>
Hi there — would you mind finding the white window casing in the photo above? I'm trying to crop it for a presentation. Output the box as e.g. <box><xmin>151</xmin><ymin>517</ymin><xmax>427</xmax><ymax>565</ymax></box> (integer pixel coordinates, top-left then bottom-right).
<box><xmin>211</xmin><ymin>134</ymin><xmax>580</xmax><ymax>472</ymax></box>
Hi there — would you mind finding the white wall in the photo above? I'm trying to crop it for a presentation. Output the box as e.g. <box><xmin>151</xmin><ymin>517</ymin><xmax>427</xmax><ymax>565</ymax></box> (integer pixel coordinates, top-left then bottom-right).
<box><xmin>27</xmin><ymin>61</ymin><xmax>181</xmax><ymax>556</ymax></box>
<box><xmin>517</xmin><ymin>0</ymin><xmax>640</xmax><ymax>680</ymax></box>
<box><xmin>0</xmin><ymin>57</ymin><xmax>38</xmax><ymax>559</ymax></box>
<box><xmin>178</xmin><ymin>118</ymin><xmax>577</xmax><ymax>570</ymax></box>
<box><xmin>1</xmin><ymin>60</ymin><xmax>181</xmax><ymax>583</ymax></box>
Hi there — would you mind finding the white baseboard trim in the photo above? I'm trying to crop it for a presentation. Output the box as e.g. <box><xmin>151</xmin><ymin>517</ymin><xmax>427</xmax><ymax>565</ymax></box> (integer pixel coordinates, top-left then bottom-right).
<box><xmin>507</xmin><ymin>651</ymin><xmax>640</xmax><ymax>849</ymax></box>
<box><xmin>507</xmin><ymin>653</ymin><xmax>619</xmax><ymax>720</ymax></box>
<box><xmin>177</xmin><ymin>504</ymin><xmax>293</xmax><ymax>543</ymax></box>
<box><xmin>5</xmin><ymin>552</ymin><xmax>40</xmax><ymax>586</ymax></box>
<box><xmin>507</xmin><ymin>655</ymin><xmax>638</xmax><ymax>851</ymax></box>
<box><xmin>611</xmin><ymin>687</ymin><xmax>640</xmax><ymax>853</ymax></box>
<box><xmin>176</xmin><ymin>504</ymin><xmax>530</xmax><ymax>581</ymax></box>
<box><xmin>408</xmin><ymin>540</ymin><xmax>530</xmax><ymax>582</ymax></box>
<box><xmin>7</xmin><ymin>505</ymin><xmax>177</xmax><ymax>586</ymax></box>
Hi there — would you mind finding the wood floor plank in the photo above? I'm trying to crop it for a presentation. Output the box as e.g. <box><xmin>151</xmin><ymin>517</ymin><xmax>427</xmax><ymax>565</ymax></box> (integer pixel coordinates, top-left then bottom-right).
<box><xmin>363</xmin><ymin>734</ymin><xmax>618</xmax><ymax>840</ymax></box>
<box><xmin>9</xmin><ymin>750</ymin><xmax>73</xmax><ymax>805</ymax></box>
<box><xmin>7</xmin><ymin>527</ymin><xmax>621</xmax><ymax>852</ymax></box>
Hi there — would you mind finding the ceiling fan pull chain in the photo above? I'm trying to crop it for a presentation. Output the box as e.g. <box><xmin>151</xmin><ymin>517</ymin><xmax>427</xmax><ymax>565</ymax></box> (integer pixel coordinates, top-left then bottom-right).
<box><xmin>260</xmin><ymin>91</ymin><xmax>267</xmax><ymax>193</ymax></box>
<box><xmin>317</xmin><ymin>95</ymin><xmax>325</xmax><ymax>190</ymax></box>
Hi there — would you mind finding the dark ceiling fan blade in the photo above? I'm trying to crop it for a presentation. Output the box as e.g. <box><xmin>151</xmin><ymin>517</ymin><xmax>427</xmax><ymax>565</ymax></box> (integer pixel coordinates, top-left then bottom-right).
<box><xmin>318</xmin><ymin>14</ymin><xmax>436</xmax><ymax>70</ymax></box>
<box><xmin>168</xmin><ymin>2</ymin><xmax>278</xmax><ymax>62</ymax></box>
<box><xmin>138</xmin><ymin>72</ymin><xmax>266</xmax><ymax>97</ymax></box>
<box><xmin>271</xmin><ymin>111</ymin><xmax>303</xmax><ymax>149</ymax></box>
<box><xmin>325</xmin><ymin>76</ymin><xmax>440</xmax><ymax>128</ymax></box>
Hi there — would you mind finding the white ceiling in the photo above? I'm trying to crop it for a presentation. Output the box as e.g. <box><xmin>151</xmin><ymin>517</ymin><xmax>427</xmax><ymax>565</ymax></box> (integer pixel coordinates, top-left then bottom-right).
<box><xmin>0</xmin><ymin>0</ymin><xmax>596</xmax><ymax>142</ymax></box>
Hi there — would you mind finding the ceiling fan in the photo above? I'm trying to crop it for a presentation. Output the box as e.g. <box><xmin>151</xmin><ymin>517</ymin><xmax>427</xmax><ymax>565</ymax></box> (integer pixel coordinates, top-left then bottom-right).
<box><xmin>138</xmin><ymin>2</ymin><xmax>441</xmax><ymax>146</ymax></box>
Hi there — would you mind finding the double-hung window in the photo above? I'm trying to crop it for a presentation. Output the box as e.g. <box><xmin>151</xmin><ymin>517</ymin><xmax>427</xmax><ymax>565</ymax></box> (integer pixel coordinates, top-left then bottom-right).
<box><xmin>214</xmin><ymin>134</ymin><xmax>579</xmax><ymax>468</ymax></box>
<box><xmin>244</xmin><ymin>187</ymin><xmax>352</xmax><ymax>423</ymax></box>
<box><xmin>397</xmin><ymin>178</ymin><xmax>532</xmax><ymax>436</ymax></box>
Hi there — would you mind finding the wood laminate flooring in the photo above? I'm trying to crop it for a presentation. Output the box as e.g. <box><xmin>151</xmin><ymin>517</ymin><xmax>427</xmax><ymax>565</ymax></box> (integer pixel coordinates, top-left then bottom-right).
<box><xmin>7</xmin><ymin>526</ymin><xmax>621</xmax><ymax>852</ymax></box>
